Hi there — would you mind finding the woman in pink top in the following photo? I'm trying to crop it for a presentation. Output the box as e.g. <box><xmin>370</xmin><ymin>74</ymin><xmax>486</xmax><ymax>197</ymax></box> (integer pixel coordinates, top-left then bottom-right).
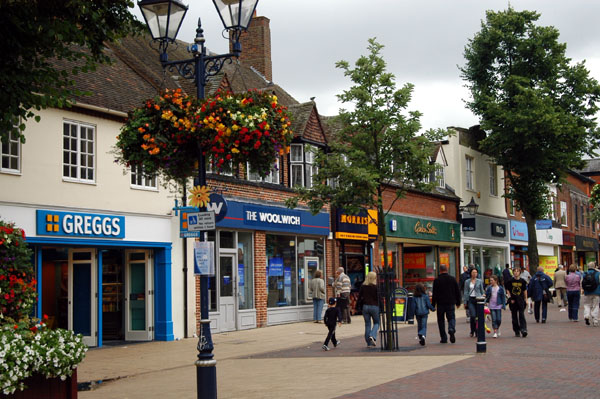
<box><xmin>565</xmin><ymin>264</ymin><xmax>582</xmax><ymax>322</ymax></box>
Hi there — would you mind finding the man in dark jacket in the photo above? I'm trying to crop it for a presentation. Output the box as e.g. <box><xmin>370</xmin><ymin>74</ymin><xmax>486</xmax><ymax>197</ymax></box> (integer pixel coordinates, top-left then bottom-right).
<box><xmin>432</xmin><ymin>265</ymin><xmax>461</xmax><ymax>344</ymax></box>
<box><xmin>527</xmin><ymin>266</ymin><xmax>553</xmax><ymax>323</ymax></box>
<box><xmin>502</xmin><ymin>264</ymin><xmax>512</xmax><ymax>288</ymax></box>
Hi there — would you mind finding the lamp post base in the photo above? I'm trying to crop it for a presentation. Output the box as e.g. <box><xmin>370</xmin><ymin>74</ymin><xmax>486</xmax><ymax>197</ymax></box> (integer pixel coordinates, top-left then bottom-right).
<box><xmin>196</xmin><ymin>360</ymin><xmax>217</xmax><ymax>399</ymax></box>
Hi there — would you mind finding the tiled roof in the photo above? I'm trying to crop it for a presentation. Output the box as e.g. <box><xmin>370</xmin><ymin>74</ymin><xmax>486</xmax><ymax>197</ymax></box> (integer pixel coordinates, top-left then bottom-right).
<box><xmin>580</xmin><ymin>158</ymin><xmax>600</xmax><ymax>174</ymax></box>
<box><xmin>288</xmin><ymin>102</ymin><xmax>315</xmax><ymax>138</ymax></box>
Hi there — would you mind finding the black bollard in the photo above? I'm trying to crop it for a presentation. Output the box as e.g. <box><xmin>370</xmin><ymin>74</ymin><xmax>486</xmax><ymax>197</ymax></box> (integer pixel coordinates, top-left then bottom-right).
<box><xmin>476</xmin><ymin>296</ymin><xmax>486</xmax><ymax>353</ymax></box>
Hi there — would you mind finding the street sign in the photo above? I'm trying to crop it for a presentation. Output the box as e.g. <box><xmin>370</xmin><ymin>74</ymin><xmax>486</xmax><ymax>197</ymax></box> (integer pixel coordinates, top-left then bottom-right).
<box><xmin>187</xmin><ymin>211</ymin><xmax>216</xmax><ymax>231</ymax></box>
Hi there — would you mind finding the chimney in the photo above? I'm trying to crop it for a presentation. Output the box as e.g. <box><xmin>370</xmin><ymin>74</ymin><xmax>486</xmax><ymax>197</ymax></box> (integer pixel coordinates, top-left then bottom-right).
<box><xmin>231</xmin><ymin>12</ymin><xmax>272</xmax><ymax>82</ymax></box>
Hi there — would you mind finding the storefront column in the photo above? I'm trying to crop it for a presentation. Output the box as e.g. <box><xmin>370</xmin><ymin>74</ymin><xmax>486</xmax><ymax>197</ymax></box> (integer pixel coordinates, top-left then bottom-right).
<box><xmin>36</xmin><ymin>247</ymin><xmax>42</xmax><ymax>319</ymax></box>
<box><xmin>254</xmin><ymin>231</ymin><xmax>267</xmax><ymax>327</ymax></box>
<box><xmin>154</xmin><ymin>247</ymin><xmax>174</xmax><ymax>341</ymax></box>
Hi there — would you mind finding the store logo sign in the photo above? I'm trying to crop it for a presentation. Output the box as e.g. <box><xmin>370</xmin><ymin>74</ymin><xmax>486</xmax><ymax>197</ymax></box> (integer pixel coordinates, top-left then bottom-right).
<box><xmin>37</xmin><ymin>210</ymin><xmax>125</xmax><ymax>239</ymax></box>
<box><xmin>414</xmin><ymin>220</ymin><xmax>438</xmax><ymax>235</ymax></box>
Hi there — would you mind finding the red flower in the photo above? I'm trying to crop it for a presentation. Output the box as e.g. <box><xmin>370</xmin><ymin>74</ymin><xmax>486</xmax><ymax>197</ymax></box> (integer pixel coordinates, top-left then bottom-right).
<box><xmin>43</xmin><ymin>314</ymin><xmax>49</xmax><ymax>320</ymax></box>
<box><xmin>13</xmin><ymin>325</ymin><xmax>18</xmax><ymax>330</ymax></box>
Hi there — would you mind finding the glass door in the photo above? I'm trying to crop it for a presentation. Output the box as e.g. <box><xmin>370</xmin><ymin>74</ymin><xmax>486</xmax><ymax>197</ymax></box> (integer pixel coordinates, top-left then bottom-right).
<box><xmin>68</xmin><ymin>249</ymin><xmax>97</xmax><ymax>347</ymax></box>
<box><xmin>219</xmin><ymin>253</ymin><xmax>236</xmax><ymax>331</ymax></box>
<box><xmin>125</xmin><ymin>250</ymin><xmax>153</xmax><ymax>341</ymax></box>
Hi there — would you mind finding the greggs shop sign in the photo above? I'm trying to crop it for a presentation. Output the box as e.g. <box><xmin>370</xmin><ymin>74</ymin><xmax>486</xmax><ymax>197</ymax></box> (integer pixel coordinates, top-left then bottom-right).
<box><xmin>385</xmin><ymin>214</ymin><xmax>460</xmax><ymax>242</ymax></box>
<box><xmin>335</xmin><ymin>209</ymin><xmax>378</xmax><ymax>241</ymax></box>
<box><xmin>36</xmin><ymin>210</ymin><xmax>125</xmax><ymax>238</ymax></box>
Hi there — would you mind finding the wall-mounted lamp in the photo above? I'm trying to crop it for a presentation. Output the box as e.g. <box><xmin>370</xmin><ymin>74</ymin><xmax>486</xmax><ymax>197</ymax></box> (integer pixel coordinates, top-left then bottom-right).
<box><xmin>459</xmin><ymin>196</ymin><xmax>479</xmax><ymax>216</ymax></box>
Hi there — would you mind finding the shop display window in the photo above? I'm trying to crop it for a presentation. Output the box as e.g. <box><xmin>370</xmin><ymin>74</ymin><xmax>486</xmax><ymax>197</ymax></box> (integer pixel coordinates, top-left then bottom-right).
<box><xmin>237</xmin><ymin>232</ymin><xmax>254</xmax><ymax>310</ymax></box>
<box><xmin>403</xmin><ymin>246</ymin><xmax>436</xmax><ymax>292</ymax></box>
<box><xmin>266</xmin><ymin>235</ymin><xmax>297</xmax><ymax>307</ymax></box>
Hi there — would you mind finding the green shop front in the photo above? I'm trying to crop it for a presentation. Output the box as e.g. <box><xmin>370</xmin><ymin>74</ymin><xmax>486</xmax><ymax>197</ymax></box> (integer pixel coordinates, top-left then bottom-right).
<box><xmin>384</xmin><ymin>214</ymin><xmax>461</xmax><ymax>292</ymax></box>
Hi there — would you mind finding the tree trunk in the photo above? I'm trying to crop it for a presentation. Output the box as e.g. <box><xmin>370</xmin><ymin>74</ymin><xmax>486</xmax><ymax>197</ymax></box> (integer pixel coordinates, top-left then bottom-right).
<box><xmin>524</xmin><ymin>212</ymin><xmax>539</xmax><ymax>273</ymax></box>
<box><xmin>377</xmin><ymin>200</ymin><xmax>394</xmax><ymax>350</ymax></box>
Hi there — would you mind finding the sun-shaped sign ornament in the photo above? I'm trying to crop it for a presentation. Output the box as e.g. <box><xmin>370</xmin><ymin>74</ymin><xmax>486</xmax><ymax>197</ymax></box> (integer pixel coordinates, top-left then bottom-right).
<box><xmin>189</xmin><ymin>185</ymin><xmax>211</xmax><ymax>209</ymax></box>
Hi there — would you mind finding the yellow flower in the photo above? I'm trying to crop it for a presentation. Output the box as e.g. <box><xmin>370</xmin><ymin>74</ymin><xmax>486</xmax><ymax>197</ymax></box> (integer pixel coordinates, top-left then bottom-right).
<box><xmin>189</xmin><ymin>185</ymin><xmax>211</xmax><ymax>208</ymax></box>
<box><xmin>232</xmin><ymin>148</ymin><xmax>239</xmax><ymax>154</ymax></box>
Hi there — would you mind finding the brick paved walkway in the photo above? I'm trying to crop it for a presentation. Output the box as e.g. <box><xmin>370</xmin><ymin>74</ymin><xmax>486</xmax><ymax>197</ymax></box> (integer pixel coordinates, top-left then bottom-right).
<box><xmin>251</xmin><ymin>304</ymin><xmax>600</xmax><ymax>399</ymax></box>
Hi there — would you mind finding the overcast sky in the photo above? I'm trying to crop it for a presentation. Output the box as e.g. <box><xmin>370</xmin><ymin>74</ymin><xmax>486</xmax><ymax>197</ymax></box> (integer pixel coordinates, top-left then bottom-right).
<box><xmin>135</xmin><ymin>0</ymin><xmax>600</xmax><ymax>132</ymax></box>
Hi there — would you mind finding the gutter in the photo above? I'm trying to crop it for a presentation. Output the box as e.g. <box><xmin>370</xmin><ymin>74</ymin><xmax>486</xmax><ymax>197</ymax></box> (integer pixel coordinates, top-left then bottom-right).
<box><xmin>71</xmin><ymin>101</ymin><xmax>128</xmax><ymax>118</ymax></box>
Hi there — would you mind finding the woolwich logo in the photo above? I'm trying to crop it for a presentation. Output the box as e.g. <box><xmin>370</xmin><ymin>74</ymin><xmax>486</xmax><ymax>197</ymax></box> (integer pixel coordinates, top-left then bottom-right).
<box><xmin>36</xmin><ymin>210</ymin><xmax>125</xmax><ymax>239</ymax></box>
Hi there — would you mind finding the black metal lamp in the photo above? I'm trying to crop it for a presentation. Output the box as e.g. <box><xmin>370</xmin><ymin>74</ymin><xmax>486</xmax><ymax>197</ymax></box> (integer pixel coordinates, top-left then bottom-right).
<box><xmin>138</xmin><ymin>0</ymin><xmax>188</xmax><ymax>42</ymax></box>
<box><xmin>460</xmin><ymin>196</ymin><xmax>479</xmax><ymax>215</ymax></box>
<box><xmin>137</xmin><ymin>1</ymin><xmax>258</xmax><ymax>398</ymax></box>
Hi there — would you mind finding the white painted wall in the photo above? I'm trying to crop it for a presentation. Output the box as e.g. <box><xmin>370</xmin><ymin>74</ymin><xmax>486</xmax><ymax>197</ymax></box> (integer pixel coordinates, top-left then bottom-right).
<box><xmin>0</xmin><ymin>107</ymin><xmax>191</xmax><ymax>341</ymax></box>
<box><xmin>442</xmin><ymin>130</ymin><xmax>507</xmax><ymax>218</ymax></box>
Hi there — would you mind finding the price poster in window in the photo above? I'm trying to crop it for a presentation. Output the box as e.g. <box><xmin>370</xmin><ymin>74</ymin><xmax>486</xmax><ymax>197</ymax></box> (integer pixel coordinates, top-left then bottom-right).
<box><xmin>193</xmin><ymin>241</ymin><xmax>215</xmax><ymax>276</ymax></box>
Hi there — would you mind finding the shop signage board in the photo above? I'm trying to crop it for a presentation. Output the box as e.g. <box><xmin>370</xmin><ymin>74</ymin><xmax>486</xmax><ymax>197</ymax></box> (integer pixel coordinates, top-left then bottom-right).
<box><xmin>193</xmin><ymin>241</ymin><xmax>215</xmax><ymax>276</ymax></box>
<box><xmin>216</xmin><ymin>201</ymin><xmax>330</xmax><ymax>236</ymax></box>
<box><xmin>385</xmin><ymin>214</ymin><xmax>460</xmax><ymax>242</ymax></box>
<box><xmin>539</xmin><ymin>256</ymin><xmax>557</xmax><ymax>279</ymax></box>
<box><xmin>575</xmin><ymin>235</ymin><xmax>599</xmax><ymax>252</ymax></box>
<box><xmin>187</xmin><ymin>211</ymin><xmax>215</xmax><ymax>231</ymax></box>
<box><xmin>536</xmin><ymin>219</ymin><xmax>552</xmax><ymax>230</ymax></box>
<box><xmin>335</xmin><ymin>209</ymin><xmax>378</xmax><ymax>241</ymax></box>
<box><xmin>510</xmin><ymin>220</ymin><xmax>528</xmax><ymax>241</ymax></box>
<box><xmin>36</xmin><ymin>210</ymin><xmax>125</xmax><ymax>238</ymax></box>
<box><xmin>491</xmin><ymin>223</ymin><xmax>506</xmax><ymax>237</ymax></box>
<box><xmin>462</xmin><ymin>218</ymin><xmax>476</xmax><ymax>232</ymax></box>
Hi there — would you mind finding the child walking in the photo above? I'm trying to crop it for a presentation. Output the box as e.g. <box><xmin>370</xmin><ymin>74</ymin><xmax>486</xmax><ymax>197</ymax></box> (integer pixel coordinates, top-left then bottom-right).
<box><xmin>413</xmin><ymin>283</ymin><xmax>435</xmax><ymax>346</ymax></box>
<box><xmin>485</xmin><ymin>274</ymin><xmax>506</xmax><ymax>338</ymax></box>
<box><xmin>322</xmin><ymin>297</ymin><xmax>342</xmax><ymax>350</ymax></box>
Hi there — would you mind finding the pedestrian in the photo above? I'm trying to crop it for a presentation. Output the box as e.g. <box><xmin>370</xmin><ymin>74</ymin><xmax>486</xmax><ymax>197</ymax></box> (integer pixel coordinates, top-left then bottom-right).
<box><xmin>528</xmin><ymin>266</ymin><xmax>553</xmax><ymax>323</ymax></box>
<box><xmin>520</xmin><ymin>267</ymin><xmax>533</xmax><ymax>314</ymax></box>
<box><xmin>432</xmin><ymin>264</ymin><xmax>461</xmax><ymax>344</ymax></box>
<box><xmin>358</xmin><ymin>271</ymin><xmax>379</xmax><ymax>347</ymax></box>
<box><xmin>309</xmin><ymin>270</ymin><xmax>326</xmax><ymax>323</ymax></box>
<box><xmin>412</xmin><ymin>283</ymin><xmax>435</xmax><ymax>346</ymax></box>
<box><xmin>565</xmin><ymin>264</ymin><xmax>582</xmax><ymax>322</ymax></box>
<box><xmin>485</xmin><ymin>274</ymin><xmax>506</xmax><ymax>338</ymax></box>
<box><xmin>322</xmin><ymin>297</ymin><xmax>341</xmax><ymax>350</ymax></box>
<box><xmin>459</xmin><ymin>265</ymin><xmax>471</xmax><ymax>322</ymax></box>
<box><xmin>463</xmin><ymin>268</ymin><xmax>485</xmax><ymax>337</ymax></box>
<box><xmin>502</xmin><ymin>263</ymin><xmax>512</xmax><ymax>288</ymax></box>
<box><xmin>582</xmin><ymin>261</ymin><xmax>600</xmax><ymax>327</ymax></box>
<box><xmin>554</xmin><ymin>265</ymin><xmax>567</xmax><ymax>310</ymax></box>
<box><xmin>506</xmin><ymin>267</ymin><xmax>528</xmax><ymax>337</ymax></box>
<box><xmin>334</xmin><ymin>267</ymin><xmax>352</xmax><ymax>324</ymax></box>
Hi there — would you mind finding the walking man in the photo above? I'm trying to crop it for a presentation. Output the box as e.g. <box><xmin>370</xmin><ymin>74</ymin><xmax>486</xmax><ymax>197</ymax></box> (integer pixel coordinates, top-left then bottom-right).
<box><xmin>334</xmin><ymin>267</ymin><xmax>352</xmax><ymax>324</ymax></box>
<box><xmin>527</xmin><ymin>266</ymin><xmax>553</xmax><ymax>323</ymax></box>
<box><xmin>432</xmin><ymin>265</ymin><xmax>461</xmax><ymax>344</ymax></box>
<box><xmin>506</xmin><ymin>267</ymin><xmax>528</xmax><ymax>337</ymax></box>
<box><xmin>554</xmin><ymin>265</ymin><xmax>567</xmax><ymax>310</ymax></box>
<box><xmin>582</xmin><ymin>262</ymin><xmax>600</xmax><ymax>327</ymax></box>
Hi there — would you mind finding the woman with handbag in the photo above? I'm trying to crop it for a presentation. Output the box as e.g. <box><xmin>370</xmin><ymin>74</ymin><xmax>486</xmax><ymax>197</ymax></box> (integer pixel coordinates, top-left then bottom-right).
<box><xmin>527</xmin><ymin>266</ymin><xmax>554</xmax><ymax>323</ymax></box>
<box><xmin>463</xmin><ymin>268</ymin><xmax>485</xmax><ymax>337</ymax></box>
<box><xmin>309</xmin><ymin>270</ymin><xmax>326</xmax><ymax>322</ymax></box>
<box><xmin>358</xmin><ymin>271</ymin><xmax>379</xmax><ymax>347</ymax></box>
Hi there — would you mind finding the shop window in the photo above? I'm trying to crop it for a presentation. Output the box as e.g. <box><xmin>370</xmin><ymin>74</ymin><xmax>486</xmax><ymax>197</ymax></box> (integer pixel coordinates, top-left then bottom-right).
<box><xmin>237</xmin><ymin>232</ymin><xmax>254</xmax><ymax>310</ymax></box>
<box><xmin>465</xmin><ymin>156</ymin><xmax>474</xmax><ymax>191</ymax></box>
<box><xmin>266</xmin><ymin>234</ymin><xmax>297</xmax><ymax>307</ymax></box>
<box><xmin>1</xmin><ymin>129</ymin><xmax>20</xmax><ymax>173</ymax></box>
<box><xmin>63</xmin><ymin>120</ymin><xmax>95</xmax><ymax>183</ymax></box>
<box><xmin>297</xmin><ymin>237</ymin><xmax>325</xmax><ymax>305</ymax></box>
<box><xmin>403</xmin><ymin>246</ymin><xmax>435</xmax><ymax>293</ymax></box>
<box><xmin>130</xmin><ymin>164</ymin><xmax>157</xmax><ymax>190</ymax></box>
<box><xmin>219</xmin><ymin>231</ymin><xmax>235</xmax><ymax>248</ymax></box>
<box><xmin>574</xmin><ymin>203</ymin><xmax>578</xmax><ymax>229</ymax></box>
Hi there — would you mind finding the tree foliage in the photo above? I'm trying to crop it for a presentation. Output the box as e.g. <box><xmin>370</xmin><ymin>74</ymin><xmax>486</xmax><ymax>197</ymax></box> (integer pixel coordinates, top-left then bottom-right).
<box><xmin>461</xmin><ymin>8</ymin><xmax>600</xmax><ymax>268</ymax></box>
<box><xmin>0</xmin><ymin>0</ymin><xmax>142</xmax><ymax>142</ymax></box>
<box><xmin>286</xmin><ymin>38</ymin><xmax>444</xmax><ymax>263</ymax></box>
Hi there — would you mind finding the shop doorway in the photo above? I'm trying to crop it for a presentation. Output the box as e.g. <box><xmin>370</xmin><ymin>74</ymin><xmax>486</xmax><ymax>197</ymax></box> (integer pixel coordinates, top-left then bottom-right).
<box><xmin>69</xmin><ymin>249</ymin><xmax>97</xmax><ymax>347</ymax></box>
<box><xmin>219</xmin><ymin>253</ymin><xmax>236</xmax><ymax>331</ymax></box>
<box><xmin>124</xmin><ymin>250</ymin><xmax>153</xmax><ymax>341</ymax></box>
<box><xmin>303</xmin><ymin>257</ymin><xmax>320</xmax><ymax>300</ymax></box>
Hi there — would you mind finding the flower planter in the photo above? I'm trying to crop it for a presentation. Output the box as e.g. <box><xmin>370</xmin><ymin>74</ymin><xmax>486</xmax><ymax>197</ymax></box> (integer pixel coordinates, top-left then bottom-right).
<box><xmin>2</xmin><ymin>369</ymin><xmax>77</xmax><ymax>399</ymax></box>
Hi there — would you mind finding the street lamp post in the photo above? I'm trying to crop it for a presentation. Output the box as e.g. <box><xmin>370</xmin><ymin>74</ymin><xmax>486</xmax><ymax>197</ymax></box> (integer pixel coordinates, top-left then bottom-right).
<box><xmin>137</xmin><ymin>1</ymin><xmax>259</xmax><ymax>398</ymax></box>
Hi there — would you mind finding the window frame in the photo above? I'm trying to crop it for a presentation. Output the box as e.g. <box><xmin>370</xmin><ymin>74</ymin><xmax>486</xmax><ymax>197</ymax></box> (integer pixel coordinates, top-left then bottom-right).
<box><xmin>247</xmin><ymin>158</ymin><xmax>280</xmax><ymax>184</ymax></box>
<box><xmin>62</xmin><ymin>119</ymin><xmax>96</xmax><ymax>184</ymax></box>
<box><xmin>489</xmin><ymin>163</ymin><xmax>498</xmax><ymax>196</ymax></box>
<box><xmin>130</xmin><ymin>164</ymin><xmax>158</xmax><ymax>191</ymax></box>
<box><xmin>465</xmin><ymin>155</ymin><xmax>474</xmax><ymax>191</ymax></box>
<box><xmin>560</xmin><ymin>201</ymin><xmax>568</xmax><ymax>227</ymax></box>
<box><xmin>1</xmin><ymin>130</ymin><xmax>21</xmax><ymax>174</ymax></box>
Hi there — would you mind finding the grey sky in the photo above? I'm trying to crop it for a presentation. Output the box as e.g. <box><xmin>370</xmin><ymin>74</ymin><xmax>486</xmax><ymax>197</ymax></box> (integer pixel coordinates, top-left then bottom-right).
<box><xmin>135</xmin><ymin>0</ymin><xmax>600</xmax><ymax>132</ymax></box>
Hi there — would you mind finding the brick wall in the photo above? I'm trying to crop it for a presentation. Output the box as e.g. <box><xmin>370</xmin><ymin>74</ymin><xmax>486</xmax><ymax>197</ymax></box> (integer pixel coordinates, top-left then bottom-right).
<box><xmin>254</xmin><ymin>231</ymin><xmax>267</xmax><ymax>326</ymax></box>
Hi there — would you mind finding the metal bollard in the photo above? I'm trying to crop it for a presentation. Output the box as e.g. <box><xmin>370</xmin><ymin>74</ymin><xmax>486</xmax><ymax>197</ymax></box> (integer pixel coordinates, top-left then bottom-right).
<box><xmin>476</xmin><ymin>296</ymin><xmax>486</xmax><ymax>353</ymax></box>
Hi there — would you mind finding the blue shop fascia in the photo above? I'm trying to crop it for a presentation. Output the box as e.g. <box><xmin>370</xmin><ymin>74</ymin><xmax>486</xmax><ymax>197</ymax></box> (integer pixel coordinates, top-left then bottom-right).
<box><xmin>186</xmin><ymin>196</ymin><xmax>330</xmax><ymax>332</ymax></box>
<box><xmin>15</xmin><ymin>207</ymin><xmax>175</xmax><ymax>348</ymax></box>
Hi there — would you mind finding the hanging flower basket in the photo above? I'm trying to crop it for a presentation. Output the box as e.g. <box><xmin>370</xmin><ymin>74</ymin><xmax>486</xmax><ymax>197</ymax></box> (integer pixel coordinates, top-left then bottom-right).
<box><xmin>115</xmin><ymin>88</ymin><xmax>293</xmax><ymax>183</ymax></box>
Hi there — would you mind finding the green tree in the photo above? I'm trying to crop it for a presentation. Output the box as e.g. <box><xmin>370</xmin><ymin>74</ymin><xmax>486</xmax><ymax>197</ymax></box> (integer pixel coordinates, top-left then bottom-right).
<box><xmin>0</xmin><ymin>0</ymin><xmax>142</xmax><ymax>142</ymax></box>
<box><xmin>461</xmin><ymin>8</ymin><xmax>600</xmax><ymax>270</ymax></box>
<box><xmin>286</xmin><ymin>39</ymin><xmax>444</xmax><ymax>347</ymax></box>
